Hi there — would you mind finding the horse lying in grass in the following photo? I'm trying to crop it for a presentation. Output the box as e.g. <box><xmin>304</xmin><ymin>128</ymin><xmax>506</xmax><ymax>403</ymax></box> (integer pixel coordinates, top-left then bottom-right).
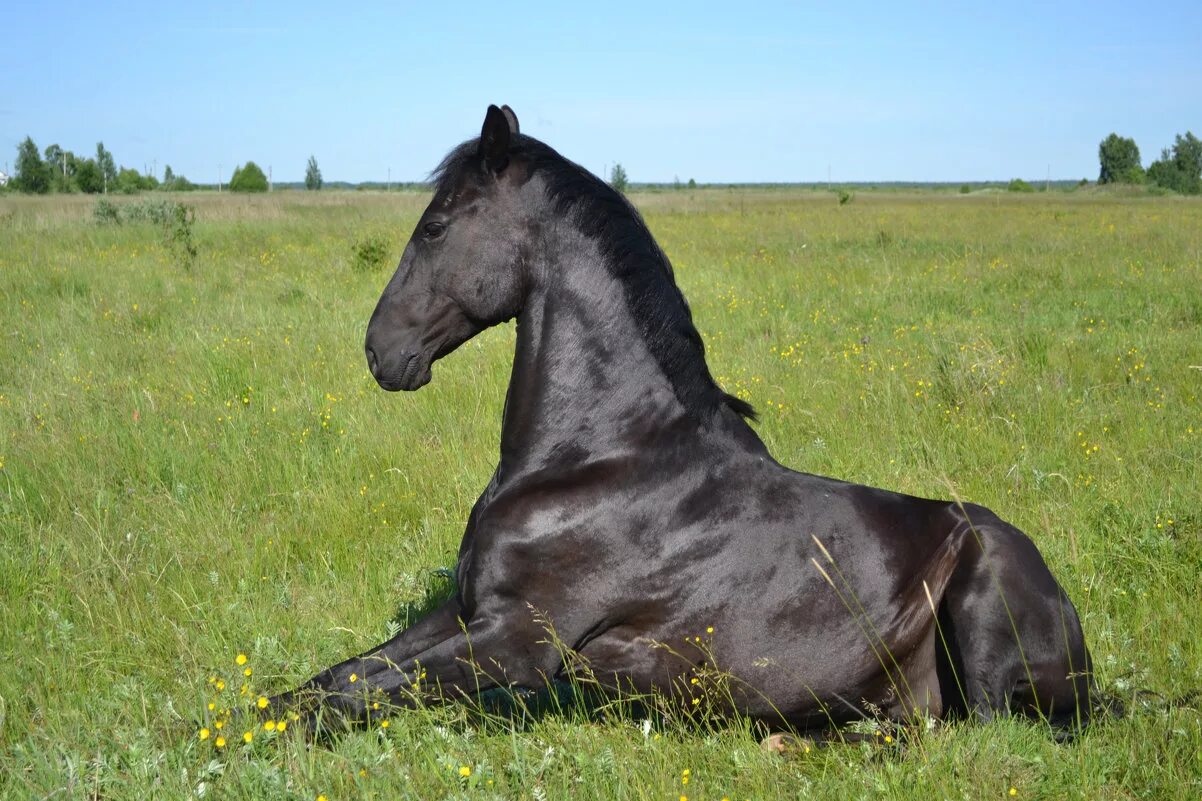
<box><xmin>269</xmin><ymin>105</ymin><xmax>1097</xmax><ymax>738</ymax></box>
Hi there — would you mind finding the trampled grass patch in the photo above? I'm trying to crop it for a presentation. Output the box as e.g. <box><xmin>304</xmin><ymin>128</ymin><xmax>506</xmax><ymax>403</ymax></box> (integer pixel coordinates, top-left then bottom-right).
<box><xmin>1</xmin><ymin>189</ymin><xmax>1199</xmax><ymax>799</ymax></box>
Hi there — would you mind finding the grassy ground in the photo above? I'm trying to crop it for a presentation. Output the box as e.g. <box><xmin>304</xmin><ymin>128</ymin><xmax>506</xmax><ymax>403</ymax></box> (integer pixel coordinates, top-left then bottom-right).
<box><xmin>1</xmin><ymin>188</ymin><xmax>1199</xmax><ymax>800</ymax></box>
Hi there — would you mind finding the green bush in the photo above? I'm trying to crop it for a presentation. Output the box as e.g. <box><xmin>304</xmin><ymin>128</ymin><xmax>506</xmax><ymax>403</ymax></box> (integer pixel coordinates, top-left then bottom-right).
<box><xmin>229</xmin><ymin>162</ymin><xmax>268</xmax><ymax>193</ymax></box>
<box><xmin>92</xmin><ymin>198</ymin><xmax>120</xmax><ymax>224</ymax></box>
<box><xmin>1007</xmin><ymin>178</ymin><xmax>1035</xmax><ymax>193</ymax></box>
<box><xmin>959</xmin><ymin>184</ymin><xmax>972</xmax><ymax>194</ymax></box>
<box><xmin>92</xmin><ymin>198</ymin><xmax>197</xmax><ymax>264</ymax></box>
<box><xmin>352</xmin><ymin>234</ymin><xmax>391</xmax><ymax>272</ymax></box>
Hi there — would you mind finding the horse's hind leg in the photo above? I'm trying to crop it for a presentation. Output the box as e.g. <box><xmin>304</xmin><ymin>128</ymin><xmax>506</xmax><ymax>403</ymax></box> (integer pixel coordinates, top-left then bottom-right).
<box><xmin>936</xmin><ymin>504</ymin><xmax>1093</xmax><ymax>731</ymax></box>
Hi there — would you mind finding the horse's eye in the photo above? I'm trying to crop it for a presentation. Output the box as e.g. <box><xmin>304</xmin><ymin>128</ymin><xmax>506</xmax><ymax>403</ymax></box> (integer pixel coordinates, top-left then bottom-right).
<box><xmin>423</xmin><ymin>221</ymin><xmax>447</xmax><ymax>240</ymax></box>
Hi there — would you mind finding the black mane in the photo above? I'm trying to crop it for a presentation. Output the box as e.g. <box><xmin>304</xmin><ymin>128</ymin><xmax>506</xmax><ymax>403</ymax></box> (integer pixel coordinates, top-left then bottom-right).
<box><xmin>432</xmin><ymin>137</ymin><xmax>755</xmax><ymax>422</ymax></box>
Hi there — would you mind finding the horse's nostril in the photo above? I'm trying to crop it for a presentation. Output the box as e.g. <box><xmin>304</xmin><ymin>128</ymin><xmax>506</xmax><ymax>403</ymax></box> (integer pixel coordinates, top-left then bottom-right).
<box><xmin>366</xmin><ymin>346</ymin><xmax>379</xmax><ymax>376</ymax></box>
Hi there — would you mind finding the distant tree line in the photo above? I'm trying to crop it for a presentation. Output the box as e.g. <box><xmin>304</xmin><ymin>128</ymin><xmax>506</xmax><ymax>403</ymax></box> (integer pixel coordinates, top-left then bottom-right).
<box><xmin>6</xmin><ymin>135</ymin><xmax>197</xmax><ymax>194</ymax></box>
<box><xmin>1098</xmin><ymin>131</ymin><xmax>1201</xmax><ymax>194</ymax></box>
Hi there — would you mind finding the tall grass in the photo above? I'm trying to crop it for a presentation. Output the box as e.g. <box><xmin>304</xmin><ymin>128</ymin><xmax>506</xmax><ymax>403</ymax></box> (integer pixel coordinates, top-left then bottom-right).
<box><xmin>1</xmin><ymin>189</ymin><xmax>1199</xmax><ymax>799</ymax></box>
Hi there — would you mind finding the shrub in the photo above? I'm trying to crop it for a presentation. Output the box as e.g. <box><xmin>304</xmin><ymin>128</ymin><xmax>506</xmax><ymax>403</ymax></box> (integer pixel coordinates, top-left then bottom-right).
<box><xmin>959</xmin><ymin>184</ymin><xmax>971</xmax><ymax>194</ymax></box>
<box><xmin>352</xmin><ymin>234</ymin><xmax>391</xmax><ymax>272</ymax></box>
<box><xmin>92</xmin><ymin>198</ymin><xmax>197</xmax><ymax>264</ymax></box>
<box><xmin>93</xmin><ymin>198</ymin><xmax>120</xmax><ymax>224</ymax></box>
<box><xmin>1007</xmin><ymin>178</ymin><xmax>1035</xmax><ymax>193</ymax></box>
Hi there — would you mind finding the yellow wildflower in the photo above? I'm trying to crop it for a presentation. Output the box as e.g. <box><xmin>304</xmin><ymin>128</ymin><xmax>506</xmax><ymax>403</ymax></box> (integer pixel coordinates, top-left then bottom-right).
<box><xmin>236</xmin><ymin>653</ymin><xmax>247</xmax><ymax>665</ymax></box>
<box><xmin>459</xmin><ymin>766</ymin><xmax>471</xmax><ymax>777</ymax></box>
<box><xmin>264</xmin><ymin>720</ymin><xmax>276</xmax><ymax>731</ymax></box>
<box><xmin>198</xmin><ymin>728</ymin><xmax>210</xmax><ymax>740</ymax></box>
<box><xmin>349</xmin><ymin>673</ymin><xmax>358</xmax><ymax>683</ymax></box>
<box><xmin>276</xmin><ymin>720</ymin><xmax>288</xmax><ymax>732</ymax></box>
<box><xmin>243</xmin><ymin>730</ymin><xmax>253</xmax><ymax>744</ymax></box>
<box><xmin>257</xmin><ymin>696</ymin><xmax>269</xmax><ymax>709</ymax></box>
<box><xmin>214</xmin><ymin>736</ymin><xmax>226</xmax><ymax>748</ymax></box>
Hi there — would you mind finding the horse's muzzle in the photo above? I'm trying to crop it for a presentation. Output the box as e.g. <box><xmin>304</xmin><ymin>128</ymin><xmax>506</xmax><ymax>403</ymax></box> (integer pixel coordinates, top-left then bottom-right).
<box><xmin>366</xmin><ymin>346</ymin><xmax>428</xmax><ymax>391</ymax></box>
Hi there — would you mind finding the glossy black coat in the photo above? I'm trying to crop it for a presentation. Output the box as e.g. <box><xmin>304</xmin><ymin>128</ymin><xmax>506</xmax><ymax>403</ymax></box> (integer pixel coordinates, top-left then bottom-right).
<box><xmin>275</xmin><ymin>105</ymin><xmax>1095</xmax><ymax>735</ymax></box>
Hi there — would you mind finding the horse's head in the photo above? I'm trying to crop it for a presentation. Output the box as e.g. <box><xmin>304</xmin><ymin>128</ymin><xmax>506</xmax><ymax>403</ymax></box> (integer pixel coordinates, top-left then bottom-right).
<box><xmin>365</xmin><ymin>105</ymin><xmax>528</xmax><ymax>391</ymax></box>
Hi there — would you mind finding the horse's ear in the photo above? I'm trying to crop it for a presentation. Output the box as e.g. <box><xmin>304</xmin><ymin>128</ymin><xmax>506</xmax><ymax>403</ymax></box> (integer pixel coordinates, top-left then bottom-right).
<box><xmin>479</xmin><ymin>105</ymin><xmax>511</xmax><ymax>173</ymax></box>
<box><xmin>500</xmin><ymin>105</ymin><xmax>520</xmax><ymax>135</ymax></box>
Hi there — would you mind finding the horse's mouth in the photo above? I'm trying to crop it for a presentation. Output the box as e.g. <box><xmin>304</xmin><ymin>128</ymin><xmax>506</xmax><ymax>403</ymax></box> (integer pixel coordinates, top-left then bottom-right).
<box><xmin>377</xmin><ymin>353</ymin><xmax>431</xmax><ymax>392</ymax></box>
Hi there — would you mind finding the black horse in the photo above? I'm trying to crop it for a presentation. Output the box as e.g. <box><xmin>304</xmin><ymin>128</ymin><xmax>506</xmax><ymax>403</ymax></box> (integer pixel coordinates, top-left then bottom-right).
<box><xmin>274</xmin><ymin>105</ymin><xmax>1095</xmax><ymax>736</ymax></box>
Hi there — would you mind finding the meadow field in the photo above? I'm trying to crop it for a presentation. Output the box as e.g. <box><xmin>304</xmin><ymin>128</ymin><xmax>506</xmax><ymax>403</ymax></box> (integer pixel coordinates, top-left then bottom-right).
<box><xmin>1</xmin><ymin>187</ymin><xmax>1199</xmax><ymax>800</ymax></box>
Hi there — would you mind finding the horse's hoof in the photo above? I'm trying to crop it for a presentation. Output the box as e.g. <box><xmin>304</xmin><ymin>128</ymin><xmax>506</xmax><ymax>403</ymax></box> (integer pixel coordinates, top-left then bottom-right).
<box><xmin>760</xmin><ymin>732</ymin><xmax>813</xmax><ymax>755</ymax></box>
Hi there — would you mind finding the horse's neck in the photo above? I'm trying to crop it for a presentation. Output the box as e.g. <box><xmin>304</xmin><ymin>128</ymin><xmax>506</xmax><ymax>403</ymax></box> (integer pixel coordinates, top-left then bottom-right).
<box><xmin>496</xmin><ymin>233</ymin><xmax>762</xmax><ymax>477</ymax></box>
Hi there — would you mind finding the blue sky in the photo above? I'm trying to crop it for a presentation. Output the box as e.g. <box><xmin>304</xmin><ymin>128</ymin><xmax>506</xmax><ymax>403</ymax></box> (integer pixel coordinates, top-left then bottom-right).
<box><xmin>3</xmin><ymin>1</ymin><xmax>1199</xmax><ymax>183</ymax></box>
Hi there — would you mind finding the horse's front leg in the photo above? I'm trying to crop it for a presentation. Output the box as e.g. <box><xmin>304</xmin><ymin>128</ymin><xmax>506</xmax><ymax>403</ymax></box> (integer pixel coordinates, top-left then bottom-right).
<box><xmin>289</xmin><ymin>606</ymin><xmax>557</xmax><ymax>728</ymax></box>
<box><xmin>270</xmin><ymin>596</ymin><xmax>466</xmax><ymax>720</ymax></box>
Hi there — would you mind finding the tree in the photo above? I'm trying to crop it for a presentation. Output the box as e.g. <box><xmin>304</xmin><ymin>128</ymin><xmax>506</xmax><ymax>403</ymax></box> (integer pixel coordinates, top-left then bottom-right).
<box><xmin>163</xmin><ymin>165</ymin><xmax>175</xmax><ymax>185</ymax></box>
<box><xmin>43</xmin><ymin>144</ymin><xmax>78</xmax><ymax>192</ymax></box>
<box><xmin>229</xmin><ymin>161</ymin><xmax>268</xmax><ymax>192</ymax></box>
<box><xmin>1098</xmin><ymin>133</ymin><xmax>1143</xmax><ymax>184</ymax></box>
<box><xmin>43</xmin><ymin>144</ymin><xmax>64</xmax><ymax>172</ymax></box>
<box><xmin>116</xmin><ymin>166</ymin><xmax>144</xmax><ymax>194</ymax></box>
<box><xmin>610</xmin><ymin>162</ymin><xmax>628</xmax><ymax>193</ymax></box>
<box><xmin>1147</xmin><ymin>132</ymin><xmax>1202</xmax><ymax>194</ymax></box>
<box><xmin>75</xmin><ymin>159</ymin><xmax>104</xmax><ymax>193</ymax></box>
<box><xmin>305</xmin><ymin>155</ymin><xmax>323</xmax><ymax>190</ymax></box>
<box><xmin>95</xmin><ymin>142</ymin><xmax>117</xmax><ymax>192</ymax></box>
<box><xmin>14</xmin><ymin>136</ymin><xmax>51</xmax><ymax>194</ymax></box>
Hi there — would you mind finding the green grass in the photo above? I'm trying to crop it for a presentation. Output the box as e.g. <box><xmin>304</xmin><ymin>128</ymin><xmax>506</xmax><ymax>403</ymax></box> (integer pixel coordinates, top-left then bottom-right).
<box><xmin>1</xmin><ymin>188</ymin><xmax>1200</xmax><ymax>799</ymax></box>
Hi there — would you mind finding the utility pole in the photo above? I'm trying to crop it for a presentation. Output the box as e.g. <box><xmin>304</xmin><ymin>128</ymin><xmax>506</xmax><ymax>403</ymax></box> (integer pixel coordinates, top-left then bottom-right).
<box><xmin>269</xmin><ymin>165</ymin><xmax>273</xmax><ymax>192</ymax></box>
<box><xmin>218</xmin><ymin>164</ymin><xmax>222</xmax><ymax>192</ymax></box>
